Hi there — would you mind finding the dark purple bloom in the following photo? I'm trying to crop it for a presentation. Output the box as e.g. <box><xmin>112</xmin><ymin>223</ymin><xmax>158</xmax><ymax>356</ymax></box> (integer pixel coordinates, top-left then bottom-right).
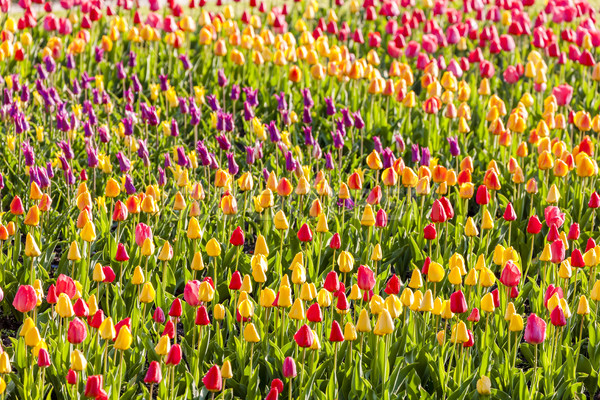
<box><xmin>373</xmin><ymin>137</ymin><xmax>383</xmax><ymax>153</ymax></box>
<box><xmin>411</xmin><ymin>144</ymin><xmax>420</xmax><ymax>163</ymax></box>
<box><xmin>66</xmin><ymin>54</ymin><xmax>76</xmax><ymax>70</ymax></box>
<box><xmin>421</xmin><ymin>147</ymin><xmax>431</xmax><ymax>166</ymax></box>
<box><xmin>274</xmin><ymin>92</ymin><xmax>287</xmax><ymax>111</ymax></box>
<box><xmin>87</xmin><ymin>145</ymin><xmax>99</xmax><ymax>168</ymax></box>
<box><xmin>58</xmin><ymin>140</ymin><xmax>74</xmax><ymax>160</ymax></box>
<box><xmin>333</xmin><ymin>131</ymin><xmax>344</xmax><ymax>149</ymax></box>
<box><xmin>179</xmin><ymin>54</ymin><xmax>192</xmax><ymax>70</ymax></box>
<box><xmin>231</xmin><ymin>84</ymin><xmax>241</xmax><ymax>101</ymax></box>
<box><xmin>301</xmin><ymin>88</ymin><xmax>314</xmax><ymax>108</ymax></box>
<box><xmin>116</xmin><ymin>62</ymin><xmax>127</xmax><ymax>80</ymax></box>
<box><xmin>159</xmin><ymin>75</ymin><xmax>169</xmax><ymax>92</ymax></box>
<box><xmin>176</xmin><ymin>147</ymin><xmax>190</xmax><ymax>168</ymax></box>
<box><xmin>98</xmin><ymin>126</ymin><xmax>110</xmax><ymax>143</ymax></box>
<box><xmin>217</xmin><ymin>69</ymin><xmax>228</xmax><ymax>87</ymax></box>
<box><xmin>268</xmin><ymin>121</ymin><xmax>280</xmax><ymax>143</ymax></box>
<box><xmin>116</xmin><ymin>152</ymin><xmax>131</xmax><ymax>173</ymax></box>
<box><xmin>285</xmin><ymin>151</ymin><xmax>296</xmax><ymax>172</ymax></box>
<box><xmin>138</xmin><ymin>140</ymin><xmax>150</xmax><ymax>166</ymax></box>
<box><xmin>216</xmin><ymin>134</ymin><xmax>231</xmax><ymax>151</ymax></box>
<box><xmin>303</xmin><ymin>107</ymin><xmax>312</xmax><ymax>124</ymax></box>
<box><xmin>197</xmin><ymin>141</ymin><xmax>211</xmax><ymax>166</ymax></box>
<box><xmin>227</xmin><ymin>152</ymin><xmax>239</xmax><ymax>175</ymax></box>
<box><xmin>246</xmin><ymin>146</ymin><xmax>256</xmax><ymax>165</ymax></box>
<box><xmin>325</xmin><ymin>97</ymin><xmax>336</xmax><ymax>116</ymax></box>
<box><xmin>44</xmin><ymin>56</ymin><xmax>56</xmax><ymax>74</ymax></box>
<box><xmin>304</xmin><ymin>126</ymin><xmax>315</xmax><ymax>146</ymax></box>
<box><xmin>243</xmin><ymin>87</ymin><xmax>258</xmax><ymax>107</ymax></box>
<box><xmin>447</xmin><ymin>136</ymin><xmax>460</xmax><ymax>157</ymax></box>
<box><xmin>158</xmin><ymin>167</ymin><xmax>166</xmax><ymax>186</ymax></box>
<box><xmin>124</xmin><ymin>174</ymin><xmax>136</xmax><ymax>194</ymax></box>
<box><xmin>243</xmin><ymin>102</ymin><xmax>254</xmax><ymax>121</ymax></box>
<box><xmin>22</xmin><ymin>142</ymin><xmax>35</xmax><ymax>166</ymax></box>
<box><xmin>164</xmin><ymin>153</ymin><xmax>172</xmax><ymax>168</ymax></box>
<box><xmin>171</xmin><ymin>119</ymin><xmax>179</xmax><ymax>137</ymax></box>
<box><xmin>382</xmin><ymin>148</ymin><xmax>396</xmax><ymax>170</ymax></box>
<box><xmin>354</xmin><ymin>111</ymin><xmax>365</xmax><ymax>130</ymax></box>
<box><xmin>206</xmin><ymin>94</ymin><xmax>220</xmax><ymax>111</ymax></box>
<box><xmin>325</xmin><ymin>152</ymin><xmax>335</xmax><ymax>170</ymax></box>
<box><xmin>130</xmin><ymin>74</ymin><xmax>142</xmax><ymax>92</ymax></box>
<box><xmin>128</xmin><ymin>51</ymin><xmax>137</xmax><ymax>68</ymax></box>
<box><xmin>393</xmin><ymin>134</ymin><xmax>405</xmax><ymax>152</ymax></box>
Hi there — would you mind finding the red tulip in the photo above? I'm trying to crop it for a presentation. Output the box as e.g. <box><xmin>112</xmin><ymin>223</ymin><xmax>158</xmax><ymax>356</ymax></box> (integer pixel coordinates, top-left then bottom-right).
<box><xmin>450</xmin><ymin>290</ymin><xmax>468</xmax><ymax>314</ymax></box>
<box><xmin>439</xmin><ymin>197</ymin><xmax>454</xmax><ymax>219</ymax></box>
<box><xmin>153</xmin><ymin>307</ymin><xmax>166</xmax><ymax>324</ymax></box>
<box><xmin>57</xmin><ymin>274</ymin><xmax>77</xmax><ymax>298</ymax></box>
<box><xmin>163</xmin><ymin>320</ymin><xmax>175</xmax><ymax>339</ymax></box>
<box><xmin>544</xmin><ymin>285</ymin><xmax>564</xmax><ymax>308</ymax></box>
<box><xmin>476</xmin><ymin>185</ymin><xmax>490</xmax><ymax>205</ymax></box>
<box><xmin>335</xmin><ymin>292</ymin><xmax>349</xmax><ymax>312</ymax></box>
<box><xmin>88</xmin><ymin>310</ymin><xmax>105</xmax><ymax>329</ymax></box>
<box><xmin>421</xmin><ymin>257</ymin><xmax>431</xmax><ymax>275</ymax></box>
<box><xmin>571</xmin><ymin>249</ymin><xmax>585</xmax><ymax>268</ymax></box>
<box><xmin>430</xmin><ymin>200</ymin><xmax>447</xmax><ymax>223</ymax></box>
<box><xmin>102</xmin><ymin>266</ymin><xmax>116</xmax><ymax>283</ymax></box>
<box><xmin>510</xmin><ymin>286</ymin><xmax>519</xmax><ymax>299</ymax></box>
<box><xmin>357</xmin><ymin>265</ymin><xmax>376</xmax><ymax>291</ymax></box>
<box><xmin>73</xmin><ymin>298</ymin><xmax>90</xmax><ymax>317</ymax></box>
<box><xmin>467</xmin><ymin>308</ymin><xmax>480</xmax><ymax>322</ymax></box>
<box><xmin>282</xmin><ymin>357</ymin><xmax>297</xmax><ymax>378</ymax></box>
<box><xmin>503</xmin><ymin>203</ymin><xmax>516</xmax><ymax>221</ymax></box>
<box><xmin>84</xmin><ymin>375</ymin><xmax>103</xmax><ymax>398</ymax></box>
<box><xmin>550</xmin><ymin>240</ymin><xmax>565</xmax><ymax>264</ymax></box>
<box><xmin>271</xmin><ymin>379</ymin><xmax>284</xmax><ymax>393</ymax></box>
<box><xmin>329</xmin><ymin>320</ymin><xmax>344</xmax><ymax>342</ymax></box>
<box><xmin>184</xmin><ymin>280</ymin><xmax>201</xmax><ymax>307</ymax></box>
<box><xmin>265</xmin><ymin>388</ymin><xmax>279</xmax><ymax>400</ymax></box>
<box><xmin>297</xmin><ymin>223</ymin><xmax>313</xmax><ymax>242</ymax></box>
<box><xmin>329</xmin><ymin>233</ymin><xmax>341</xmax><ymax>249</ymax></box>
<box><xmin>13</xmin><ymin>285</ymin><xmax>37</xmax><ymax>313</ymax></box>
<box><xmin>589</xmin><ymin>192</ymin><xmax>600</xmax><ymax>208</ymax></box>
<box><xmin>166</xmin><ymin>344</ymin><xmax>182</xmax><ymax>366</ymax></box>
<box><xmin>567</xmin><ymin>223</ymin><xmax>580</xmax><ymax>241</ymax></box>
<box><xmin>230</xmin><ymin>226</ymin><xmax>245</xmax><ymax>246</ymax></box>
<box><xmin>384</xmin><ymin>274</ymin><xmax>402</xmax><ymax>295</ymax></box>
<box><xmin>423</xmin><ymin>224</ymin><xmax>437</xmax><ymax>240</ymax></box>
<box><xmin>550</xmin><ymin>306</ymin><xmax>566</xmax><ymax>327</ymax></box>
<box><xmin>38</xmin><ymin>348</ymin><xmax>51</xmax><ymax>367</ymax></box>
<box><xmin>500</xmin><ymin>261</ymin><xmax>521</xmax><ymax>287</ymax></box>
<box><xmin>491</xmin><ymin>289</ymin><xmax>500</xmax><ymax>307</ymax></box>
<box><xmin>115</xmin><ymin>243</ymin><xmax>129</xmax><ymax>262</ymax></box>
<box><xmin>527</xmin><ymin>215</ymin><xmax>542</xmax><ymax>234</ymax></box>
<box><xmin>323</xmin><ymin>271</ymin><xmax>340</xmax><ymax>293</ymax></box>
<box><xmin>375</xmin><ymin>209</ymin><xmax>388</xmax><ymax>227</ymax></box>
<box><xmin>10</xmin><ymin>196</ymin><xmax>24</xmax><ymax>215</ymax></box>
<box><xmin>547</xmin><ymin>224</ymin><xmax>560</xmax><ymax>242</ymax></box>
<box><xmin>112</xmin><ymin>201</ymin><xmax>128</xmax><ymax>221</ymax></box>
<box><xmin>195</xmin><ymin>306</ymin><xmax>211</xmax><ymax>326</ymax></box>
<box><xmin>203</xmin><ymin>365</ymin><xmax>223</xmax><ymax>392</ymax></box>
<box><xmin>66</xmin><ymin>370</ymin><xmax>78</xmax><ymax>385</ymax></box>
<box><xmin>47</xmin><ymin>284</ymin><xmax>58</xmax><ymax>304</ymax></box>
<box><xmin>144</xmin><ymin>361</ymin><xmax>163</xmax><ymax>384</ymax></box>
<box><xmin>551</xmin><ymin>84</ymin><xmax>573</xmax><ymax>106</ymax></box>
<box><xmin>524</xmin><ymin>313</ymin><xmax>547</xmax><ymax>344</ymax></box>
<box><xmin>169</xmin><ymin>299</ymin><xmax>183</xmax><ymax>317</ymax></box>
<box><xmin>294</xmin><ymin>324</ymin><xmax>314</xmax><ymax>348</ymax></box>
<box><xmin>544</xmin><ymin>206</ymin><xmax>565</xmax><ymax>228</ymax></box>
<box><xmin>306</xmin><ymin>303</ymin><xmax>323</xmax><ymax>323</ymax></box>
<box><xmin>67</xmin><ymin>317</ymin><xmax>88</xmax><ymax>344</ymax></box>
<box><xmin>462</xmin><ymin>329</ymin><xmax>474</xmax><ymax>348</ymax></box>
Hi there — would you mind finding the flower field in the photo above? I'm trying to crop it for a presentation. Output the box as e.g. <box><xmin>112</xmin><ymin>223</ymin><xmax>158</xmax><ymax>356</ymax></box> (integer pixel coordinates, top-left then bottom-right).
<box><xmin>1</xmin><ymin>0</ymin><xmax>600</xmax><ymax>398</ymax></box>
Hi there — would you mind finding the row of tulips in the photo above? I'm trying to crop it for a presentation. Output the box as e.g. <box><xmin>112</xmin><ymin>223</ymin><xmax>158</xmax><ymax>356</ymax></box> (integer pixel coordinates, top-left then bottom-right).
<box><xmin>2</xmin><ymin>0</ymin><xmax>600</xmax><ymax>398</ymax></box>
